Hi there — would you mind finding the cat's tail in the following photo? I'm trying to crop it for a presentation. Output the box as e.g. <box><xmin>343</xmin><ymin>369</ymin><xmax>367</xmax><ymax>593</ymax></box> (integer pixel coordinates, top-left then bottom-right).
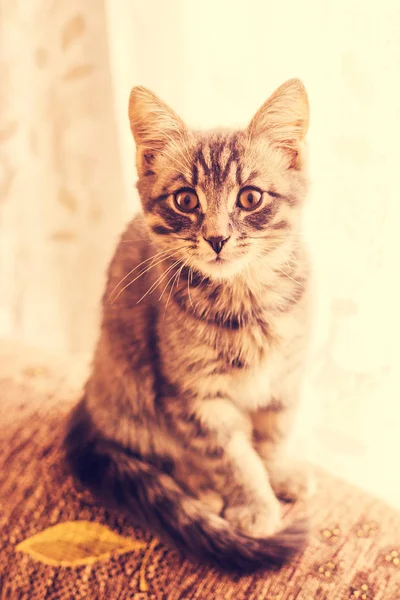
<box><xmin>64</xmin><ymin>401</ymin><xmax>308</xmax><ymax>573</ymax></box>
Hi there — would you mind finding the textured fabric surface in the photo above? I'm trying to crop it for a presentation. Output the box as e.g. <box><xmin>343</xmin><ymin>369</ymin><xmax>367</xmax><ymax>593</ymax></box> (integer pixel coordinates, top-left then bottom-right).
<box><xmin>0</xmin><ymin>342</ymin><xmax>399</xmax><ymax>600</ymax></box>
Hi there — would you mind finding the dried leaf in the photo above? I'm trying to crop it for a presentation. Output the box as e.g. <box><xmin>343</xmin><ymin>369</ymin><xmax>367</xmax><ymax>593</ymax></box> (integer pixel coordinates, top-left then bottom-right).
<box><xmin>16</xmin><ymin>520</ymin><xmax>148</xmax><ymax>566</ymax></box>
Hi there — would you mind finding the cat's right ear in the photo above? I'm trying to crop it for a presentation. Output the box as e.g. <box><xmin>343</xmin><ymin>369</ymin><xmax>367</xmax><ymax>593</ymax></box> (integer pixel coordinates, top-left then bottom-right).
<box><xmin>128</xmin><ymin>87</ymin><xmax>188</xmax><ymax>176</ymax></box>
<box><xmin>247</xmin><ymin>79</ymin><xmax>309</xmax><ymax>169</ymax></box>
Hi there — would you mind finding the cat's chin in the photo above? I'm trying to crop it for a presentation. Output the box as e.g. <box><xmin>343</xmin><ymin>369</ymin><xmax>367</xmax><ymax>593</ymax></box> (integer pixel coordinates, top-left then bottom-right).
<box><xmin>195</xmin><ymin>256</ymin><xmax>247</xmax><ymax>281</ymax></box>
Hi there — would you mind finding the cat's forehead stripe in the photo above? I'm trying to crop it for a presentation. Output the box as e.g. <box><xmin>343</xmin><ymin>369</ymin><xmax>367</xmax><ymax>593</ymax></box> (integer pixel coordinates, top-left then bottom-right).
<box><xmin>194</xmin><ymin>135</ymin><xmax>243</xmax><ymax>190</ymax></box>
<box><xmin>191</xmin><ymin>163</ymin><xmax>199</xmax><ymax>187</ymax></box>
<box><xmin>195</xmin><ymin>145</ymin><xmax>211</xmax><ymax>177</ymax></box>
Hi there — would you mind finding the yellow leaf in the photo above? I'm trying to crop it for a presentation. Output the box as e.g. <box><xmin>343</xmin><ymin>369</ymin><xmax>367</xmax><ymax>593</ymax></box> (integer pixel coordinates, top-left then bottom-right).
<box><xmin>16</xmin><ymin>521</ymin><xmax>148</xmax><ymax>566</ymax></box>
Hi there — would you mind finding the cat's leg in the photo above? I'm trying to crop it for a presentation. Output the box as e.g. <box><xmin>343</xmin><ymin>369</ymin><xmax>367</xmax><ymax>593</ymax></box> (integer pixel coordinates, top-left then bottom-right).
<box><xmin>252</xmin><ymin>402</ymin><xmax>315</xmax><ymax>502</ymax></box>
<box><xmin>218</xmin><ymin>429</ymin><xmax>282</xmax><ymax>537</ymax></box>
<box><xmin>169</xmin><ymin>397</ymin><xmax>282</xmax><ymax>537</ymax></box>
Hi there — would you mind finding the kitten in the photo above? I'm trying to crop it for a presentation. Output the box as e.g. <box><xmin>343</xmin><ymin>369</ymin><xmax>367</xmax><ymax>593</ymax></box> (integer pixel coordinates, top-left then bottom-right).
<box><xmin>64</xmin><ymin>79</ymin><xmax>313</xmax><ymax>572</ymax></box>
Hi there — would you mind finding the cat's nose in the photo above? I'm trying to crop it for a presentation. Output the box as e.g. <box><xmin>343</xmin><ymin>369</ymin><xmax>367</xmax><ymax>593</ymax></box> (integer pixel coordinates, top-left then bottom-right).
<box><xmin>203</xmin><ymin>235</ymin><xmax>230</xmax><ymax>254</ymax></box>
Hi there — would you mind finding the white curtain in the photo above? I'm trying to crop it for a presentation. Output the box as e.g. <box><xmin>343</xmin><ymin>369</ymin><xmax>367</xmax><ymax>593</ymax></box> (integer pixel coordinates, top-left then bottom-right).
<box><xmin>1</xmin><ymin>0</ymin><xmax>399</xmax><ymax>507</ymax></box>
<box><xmin>0</xmin><ymin>0</ymin><xmax>128</xmax><ymax>352</ymax></box>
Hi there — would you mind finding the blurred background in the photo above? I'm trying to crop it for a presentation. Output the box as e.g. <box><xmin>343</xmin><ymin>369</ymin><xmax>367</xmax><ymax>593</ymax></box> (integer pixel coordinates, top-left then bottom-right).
<box><xmin>1</xmin><ymin>1</ymin><xmax>399</xmax><ymax>508</ymax></box>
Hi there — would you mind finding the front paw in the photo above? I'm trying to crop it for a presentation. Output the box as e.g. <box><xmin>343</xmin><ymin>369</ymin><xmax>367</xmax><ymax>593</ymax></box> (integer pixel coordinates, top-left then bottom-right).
<box><xmin>267</xmin><ymin>460</ymin><xmax>316</xmax><ymax>503</ymax></box>
<box><xmin>198</xmin><ymin>490</ymin><xmax>224</xmax><ymax>515</ymax></box>
<box><xmin>224</xmin><ymin>496</ymin><xmax>281</xmax><ymax>538</ymax></box>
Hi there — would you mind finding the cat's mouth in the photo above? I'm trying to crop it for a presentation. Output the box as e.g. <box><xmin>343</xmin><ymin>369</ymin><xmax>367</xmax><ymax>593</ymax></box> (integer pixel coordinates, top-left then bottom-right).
<box><xmin>206</xmin><ymin>255</ymin><xmax>230</xmax><ymax>269</ymax></box>
<box><xmin>195</xmin><ymin>253</ymin><xmax>248</xmax><ymax>280</ymax></box>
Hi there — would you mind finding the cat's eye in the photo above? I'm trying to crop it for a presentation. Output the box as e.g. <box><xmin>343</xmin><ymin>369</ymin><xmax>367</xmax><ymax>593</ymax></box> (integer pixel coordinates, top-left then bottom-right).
<box><xmin>237</xmin><ymin>187</ymin><xmax>263</xmax><ymax>211</ymax></box>
<box><xmin>174</xmin><ymin>189</ymin><xmax>199</xmax><ymax>212</ymax></box>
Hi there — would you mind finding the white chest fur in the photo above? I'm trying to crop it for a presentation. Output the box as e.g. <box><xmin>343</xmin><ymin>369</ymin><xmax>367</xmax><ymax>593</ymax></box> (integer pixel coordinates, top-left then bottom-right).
<box><xmin>229</xmin><ymin>361</ymin><xmax>275</xmax><ymax>411</ymax></box>
<box><xmin>196</xmin><ymin>353</ymin><xmax>280</xmax><ymax>412</ymax></box>
<box><xmin>199</xmin><ymin>310</ymin><xmax>306</xmax><ymax>411</ymax></box>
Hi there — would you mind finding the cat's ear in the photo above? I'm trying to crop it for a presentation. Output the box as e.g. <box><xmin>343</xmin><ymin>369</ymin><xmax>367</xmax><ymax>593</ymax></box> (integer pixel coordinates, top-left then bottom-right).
<box><xmin>128</xmin><ymin>87</ymin><xmax>188</xmax><ymax>175</ymax></box>
<box><xmin>248</xmin><ymin>79</ymin><xmax>309</xmax><ymax>169</ymax></box>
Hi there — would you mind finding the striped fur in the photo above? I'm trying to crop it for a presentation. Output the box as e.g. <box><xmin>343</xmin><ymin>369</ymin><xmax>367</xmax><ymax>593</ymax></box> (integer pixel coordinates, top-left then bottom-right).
<box><xmin>64</xmin><ymin>79</ymin><xmax>313</xmax><ymax>572</ymax></box>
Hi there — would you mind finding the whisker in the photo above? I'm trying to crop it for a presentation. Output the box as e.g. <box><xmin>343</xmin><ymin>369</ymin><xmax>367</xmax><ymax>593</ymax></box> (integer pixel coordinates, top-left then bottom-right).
<box><xmin>159</xmin><ymin>261</ymin><xmax>182</xmax><ymax>301</ymax></box>
<box><xmin>108</xmin><ymin>246</ymin><xmax>176</xmax><ymax>301</ymax></box>
<box><xmin>111</xmin><ymin>249</ymin><xmax>183</xmax><ymax>303</ymax></box>
<box><xmin>137</xmin><ymin>260</ymin><xmax>182</xmax><ymax>304</ymax></box>
<box><xmin>164</xmin><ymin>267</ymin><xmax>182</xmax><ymax>311</ymax></box>
<box><xmin>176</xmin><ymin>257</ymin><xmax>189</xmax><ymax>290</ymax></box>
<box><xmin>275</xmin><ymin>267</ymin><xmax>305</xmax><ymax>287</ymax></box>
<box><xmin>164</xmin><ymin>260</ymin><xmax>188</xmax><ymax>315</ymax></box>
<box><xmin>187</xmin><ymin>267</ymin><xmax>194</xmax><ymax>308</ymax></box>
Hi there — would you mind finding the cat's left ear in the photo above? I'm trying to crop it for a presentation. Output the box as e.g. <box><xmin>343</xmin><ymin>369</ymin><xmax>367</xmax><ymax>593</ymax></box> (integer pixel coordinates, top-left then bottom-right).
<box><xmin>248</xmin><ymin>79</ymin><xmax>309</xmax><ymax>169</ymax></box>
<box><xmin>128</xmin><ymin>87</ymin><xmax>188</xmax><ymax>175</ymax></box>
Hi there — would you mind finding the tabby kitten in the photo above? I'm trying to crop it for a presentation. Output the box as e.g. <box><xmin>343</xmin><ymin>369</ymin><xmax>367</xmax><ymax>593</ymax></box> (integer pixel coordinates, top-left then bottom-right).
<box><xmin>65</xmin><ymin>79</ymin><xmax>313</xmax><ymax>572</ymax></box>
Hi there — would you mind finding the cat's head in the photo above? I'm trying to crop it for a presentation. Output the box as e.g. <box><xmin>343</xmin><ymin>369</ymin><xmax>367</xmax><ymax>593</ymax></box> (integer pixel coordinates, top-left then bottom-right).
<box><xmin>128</xmin><ymin>79</ymin><xmax>309</xmax><ymax>281</ymax></box>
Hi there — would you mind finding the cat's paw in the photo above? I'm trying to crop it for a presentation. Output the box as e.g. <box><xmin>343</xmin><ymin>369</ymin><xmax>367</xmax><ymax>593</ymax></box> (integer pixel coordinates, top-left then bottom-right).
<box><xmin>267</xmin><ymin>460</ymin><xmax>316</xmax><ymax>503</ymax></box>
<box><xmin>198</xmin><ymin>490</ymin><xmax>224</xmax><ymax>515</ymax></box>
<box><xmin>224</xmin><ymin>496</ymin><xmax>281</xmax><ymax>538</ymax></box>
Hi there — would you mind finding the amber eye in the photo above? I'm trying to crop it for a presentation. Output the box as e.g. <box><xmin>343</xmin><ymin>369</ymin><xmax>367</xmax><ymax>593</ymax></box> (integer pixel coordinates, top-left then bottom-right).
<box><xmin>174</xmin><ymin>189</ymin><xmax>199</xmax><ymax>212</ymax></box>
<box><xmin>237</xmin><ymin>187</ymin><xmax>263</xmax><ymax>211</ymax></box>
